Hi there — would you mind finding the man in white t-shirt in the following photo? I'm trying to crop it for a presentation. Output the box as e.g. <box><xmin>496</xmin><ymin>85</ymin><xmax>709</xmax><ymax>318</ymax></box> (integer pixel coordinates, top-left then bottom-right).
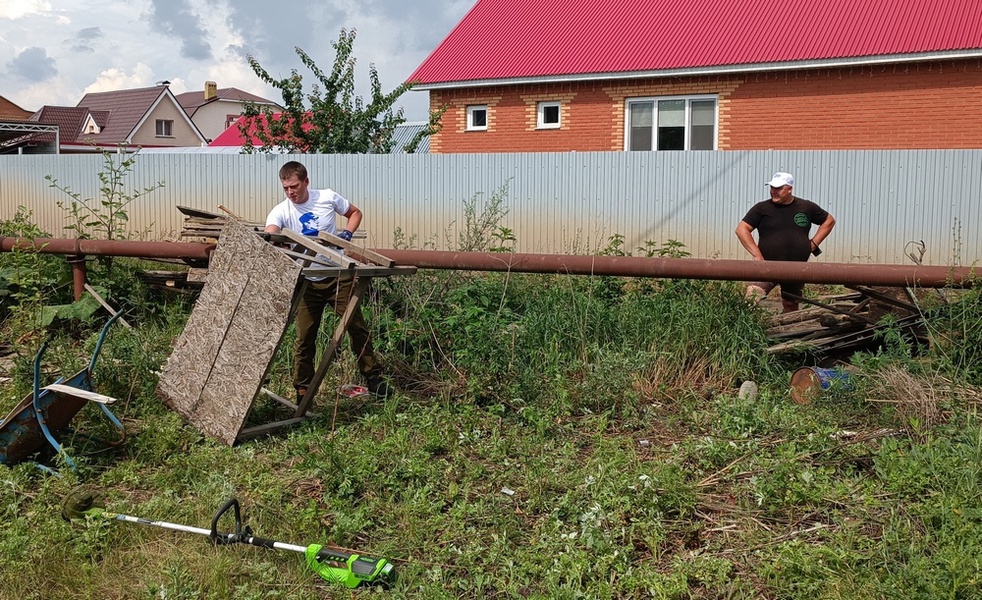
<box><xmin>265</xmin><ymin>161</ymin><xmax>391</xmax><ymax>401</ymax></box>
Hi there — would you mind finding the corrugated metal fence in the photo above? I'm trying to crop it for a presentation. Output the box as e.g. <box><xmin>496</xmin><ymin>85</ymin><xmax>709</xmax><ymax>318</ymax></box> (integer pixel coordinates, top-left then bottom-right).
<box><xmin>2</xmin><ymin>150</ymin><xmax>980</xmax><ymax>265</ymax></box>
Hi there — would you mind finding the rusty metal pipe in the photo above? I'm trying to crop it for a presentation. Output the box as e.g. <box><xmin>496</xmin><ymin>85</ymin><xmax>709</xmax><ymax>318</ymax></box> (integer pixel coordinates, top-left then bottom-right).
<box><xmin>368</xmin><ymin>249</ymin><xmax>978</xmax><ymax>289</ymax></box>
<box><xmin>2</xmin><ymin>237</ymin><xmax>976</xmax><ymax>288</ymax></box>
<box><xmin>0</xmin><ymin>237</ymin><xmax>214</xmax><ymax>260</ymax></box>
<box><xmin>66</xmin><ymin>256</ymin><xmax>87</xmax><ymax>301</ymax></box>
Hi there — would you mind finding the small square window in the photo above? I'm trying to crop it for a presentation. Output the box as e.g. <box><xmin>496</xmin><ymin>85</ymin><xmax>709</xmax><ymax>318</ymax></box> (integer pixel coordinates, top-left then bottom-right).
<box><xmin>537</xmin><ymin>101</ymin><xmax>561</xmax><ymax>129</ymax></box>
<box><xmin>155</xmin><ymin>119</ymin><xmax>174</xmax><ymax>137</ymax></box>
<box><xmin>467</xmin><ymin>105</ymin><xmax>488</xmax><ymax>131</ymax></box>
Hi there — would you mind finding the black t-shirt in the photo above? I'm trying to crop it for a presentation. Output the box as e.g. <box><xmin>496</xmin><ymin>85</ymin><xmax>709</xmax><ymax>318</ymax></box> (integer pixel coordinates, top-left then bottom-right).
<box><xmin>741</xmin><ymin>196</ymin><xmax>829</xmax><ymax>261</ymax></box>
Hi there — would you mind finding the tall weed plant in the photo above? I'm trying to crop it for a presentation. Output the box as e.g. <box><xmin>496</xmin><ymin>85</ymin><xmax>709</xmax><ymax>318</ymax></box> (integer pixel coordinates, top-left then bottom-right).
<box><xmin>0</xmin><ymin>207</ymin><xmax>73</xmax><ymax>327</ymax></box>
<box><xmin>373</xmin><ymin>186</ymin><xmax>775</xmax><ymax>421</ymax></box>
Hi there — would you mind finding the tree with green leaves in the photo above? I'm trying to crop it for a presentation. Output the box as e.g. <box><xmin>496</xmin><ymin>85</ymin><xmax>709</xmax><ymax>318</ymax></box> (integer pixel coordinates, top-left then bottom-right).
<box><xmin>240</xmin><ymin>28</ymin><xmax>443</xmax><ymax>154</ymax></box>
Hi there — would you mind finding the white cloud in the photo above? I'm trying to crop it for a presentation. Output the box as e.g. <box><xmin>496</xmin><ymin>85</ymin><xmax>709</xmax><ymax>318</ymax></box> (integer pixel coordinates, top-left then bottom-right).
<box><xmin>12</xmin><ymin>77</ymin><xmax>79</xmax><ymax>109</ymax></box>
<box><xmin>3</xmin><ymin>0</ymin><xmax>473</xmax><ymax>120</ymax></box>
<box><xmin>84</xmin><ymin>64</ymin><xmax>156</xmax><ymax>94</ymax></box>
<box><xmin>0</xmin><ymin>0</ymin><xmax>52</xmax><ymax>20</ymax></box>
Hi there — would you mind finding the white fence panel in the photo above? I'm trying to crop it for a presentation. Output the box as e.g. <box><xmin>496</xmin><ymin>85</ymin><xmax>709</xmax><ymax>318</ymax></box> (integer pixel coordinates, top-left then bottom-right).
<box><xmin>2</xmin><ymin>150</ymin><xmax>979</xmax><ymax>265</ymax></box>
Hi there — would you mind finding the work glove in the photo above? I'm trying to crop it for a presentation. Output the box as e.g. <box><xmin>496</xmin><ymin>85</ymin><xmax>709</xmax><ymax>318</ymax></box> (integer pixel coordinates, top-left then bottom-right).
<box><xmin>338</xmin><ymin>230</ymin><xmax>353</xmax><ymax>242</ymax></box>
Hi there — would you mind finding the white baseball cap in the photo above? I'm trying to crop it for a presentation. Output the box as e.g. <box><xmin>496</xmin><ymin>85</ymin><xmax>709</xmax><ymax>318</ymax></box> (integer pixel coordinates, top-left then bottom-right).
<box><xmin>766</xmin><ymin>172</ymin><xmax>794</xmax><ymax>188</ymax></box>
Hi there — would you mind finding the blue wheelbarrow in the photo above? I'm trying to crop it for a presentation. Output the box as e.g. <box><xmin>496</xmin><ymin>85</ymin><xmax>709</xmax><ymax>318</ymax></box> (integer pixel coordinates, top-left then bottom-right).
<box><xmin>0</xmin><ymin>313</ymin><xmax>126</xmax><ymax>474</ymax></box>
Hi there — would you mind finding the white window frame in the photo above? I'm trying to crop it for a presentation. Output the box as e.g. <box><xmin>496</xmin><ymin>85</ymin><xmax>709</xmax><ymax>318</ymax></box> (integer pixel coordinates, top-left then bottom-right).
<box><xmin>537</xmin><ymin>101</ymin><xmax>561</xmax><ymax>129</ymax></box>
<box><xmin>624</xmin><ymin>95</ymin><xmax>718</xmax><ymax>151</ymax></box>
<box><xmin>155</xmin><ymin>119</ymin><xmax>174</xmax><ymax>137</ymax></box>
<box><xmin>466</xmin><ymin>105</ymin><xmax>488</xmax><ymax>131</ymax></box>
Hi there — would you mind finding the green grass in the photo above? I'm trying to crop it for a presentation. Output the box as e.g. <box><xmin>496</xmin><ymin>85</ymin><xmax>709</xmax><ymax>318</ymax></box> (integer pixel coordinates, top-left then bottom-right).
<box><xmin>3</xmin><ymin>251</ymin><xmax>982</xmax><ymax>598</ymax></box>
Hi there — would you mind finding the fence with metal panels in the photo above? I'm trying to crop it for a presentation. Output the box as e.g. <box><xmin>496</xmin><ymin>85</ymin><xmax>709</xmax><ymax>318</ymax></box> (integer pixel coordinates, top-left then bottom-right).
<box><xmin>2</xmin><ymin>149</ymin><xmax>979</xmax><ymax>265</ymax></box>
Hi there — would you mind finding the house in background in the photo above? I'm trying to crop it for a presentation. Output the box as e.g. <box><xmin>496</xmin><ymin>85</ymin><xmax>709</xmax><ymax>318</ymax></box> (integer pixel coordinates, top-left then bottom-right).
<box><xmin>25</xmin><ymin>106</ymin><xmax>106</xmax><ymax>154</ymax></box>
<box><xmin>175</xmin><ymin>82</ymin><xmax>282</xmax><ymax>143</ymax></box>
<box><xmin>0</xmin><ymin>96</ymin><xmax>33</xmax><ymax>121</ymax></box>
<box><xmin>206</xmin><ymin>114</ymin><xmax>429</xmax><ymax>153</ymax></box>
<box><xmin>24</xmin><ymin>82</ymin><xmax>207</xmax><ymax>153</ymax></box>
<box><xmin>0</xmin><ymin>95</ymin><xmax>61</xmax><ymax>154</ymax></box>
<box><xmin>408</xmin><ymin>0</ymin><xmax>982</xmax><ymax>153</ymax></box>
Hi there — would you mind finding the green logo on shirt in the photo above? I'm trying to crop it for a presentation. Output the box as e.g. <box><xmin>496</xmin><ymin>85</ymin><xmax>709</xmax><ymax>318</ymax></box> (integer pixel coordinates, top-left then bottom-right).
<box><xmin>794</xmin><ymin>213</ymin><xmax>809</xmax><ymax>227</ymax></box>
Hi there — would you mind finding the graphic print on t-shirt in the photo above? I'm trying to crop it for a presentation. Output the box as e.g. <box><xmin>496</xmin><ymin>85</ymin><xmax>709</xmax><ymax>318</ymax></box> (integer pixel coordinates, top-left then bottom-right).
<box><xmin>298</xmin><ymin>212</ymin><xmax>321</xmax><ymax>236</ymax></box>
<box><xmin>794</xmin><ymin>213</ymin><xmax>810</xmax><ymax>227</ymax></box>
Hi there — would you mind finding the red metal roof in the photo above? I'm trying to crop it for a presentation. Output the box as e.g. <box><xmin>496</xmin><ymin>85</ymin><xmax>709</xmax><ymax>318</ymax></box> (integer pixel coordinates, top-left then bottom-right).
<box><xmin>208</xmin><ymin>113</ymin><xmax>313</xmax><ymax>148</ymax></box>
<box><xmin>409</xmin><ymin>0</ymin><xmax>982</xmax><ymax>85</ymax></box>
<box><xmin>209</xmin><ymin>115</ymin><xmax>259</xmax><ymax>146</ymax></box>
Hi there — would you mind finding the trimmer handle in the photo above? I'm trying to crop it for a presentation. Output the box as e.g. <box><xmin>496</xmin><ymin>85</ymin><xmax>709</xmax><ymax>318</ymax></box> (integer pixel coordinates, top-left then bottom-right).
<box><xmin>210</xmin><ymin>497</ymin><xmax>243</xmax><ymax>544</ymax></box>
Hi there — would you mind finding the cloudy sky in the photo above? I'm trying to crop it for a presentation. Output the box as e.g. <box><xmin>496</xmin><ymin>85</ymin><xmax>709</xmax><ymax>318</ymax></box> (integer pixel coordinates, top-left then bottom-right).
<box><xmin>1</xmin><ymin>0</ymin><xmax>475</xmax><ymax>121</ymax></box>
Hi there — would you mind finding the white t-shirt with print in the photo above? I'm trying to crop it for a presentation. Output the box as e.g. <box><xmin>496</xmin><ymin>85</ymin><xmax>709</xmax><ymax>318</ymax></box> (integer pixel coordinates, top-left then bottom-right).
<box><xmin>265</xmin><ymin>188</ymin><xmax>350</xmax><ymax>237</ymax></box>
<box><xmin>265</xmin><ymin>188</ymin><xmax>351</xmax><ymax>280</ymax></box>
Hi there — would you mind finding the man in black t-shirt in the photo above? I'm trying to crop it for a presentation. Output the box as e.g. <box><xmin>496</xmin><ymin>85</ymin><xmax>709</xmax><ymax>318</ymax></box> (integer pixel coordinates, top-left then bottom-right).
<box><xmin>735</xmin><ymin>172</ymin><xmax>836</xmax><ymax>313</ymax></box>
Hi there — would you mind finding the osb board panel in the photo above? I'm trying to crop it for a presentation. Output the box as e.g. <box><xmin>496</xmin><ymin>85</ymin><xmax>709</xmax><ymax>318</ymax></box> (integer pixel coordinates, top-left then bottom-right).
<box><xmin>157</xmin><ymin>219</ymin><xmax>301</xmax><ymax>445</ymax></box>
<box><xmin>157</xmin><ymin>227</ymin><xmax>250</xmax><ymax>415</ymax></box>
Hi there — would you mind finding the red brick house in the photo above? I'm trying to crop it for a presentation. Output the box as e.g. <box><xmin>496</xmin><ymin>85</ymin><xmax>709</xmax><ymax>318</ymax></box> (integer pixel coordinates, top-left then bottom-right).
<box><xmin>408</xmin><ymin>0</ymin><xmax>982</xmax><ymax>153</ymax></box>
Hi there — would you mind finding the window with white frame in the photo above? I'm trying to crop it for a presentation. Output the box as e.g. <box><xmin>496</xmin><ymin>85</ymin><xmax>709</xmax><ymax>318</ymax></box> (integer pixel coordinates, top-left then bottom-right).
<box><xmin>625</xmin><ymin>96</ymin><xmax>717</xmax><ymax>151</ymax></box>
<box><xmin>155</xmin><ymin>119</ymin><xmax>174</xmax><ymax>137</ymax></box>
<box><xmin>466</xmin><ymin>105</ymin><xmax>488</xmax><ymax>131</ymax></box>
<box><xmin>537</xmin><ymin>101</ymin><xmax>561</xmax><ymax>129</ymax></box>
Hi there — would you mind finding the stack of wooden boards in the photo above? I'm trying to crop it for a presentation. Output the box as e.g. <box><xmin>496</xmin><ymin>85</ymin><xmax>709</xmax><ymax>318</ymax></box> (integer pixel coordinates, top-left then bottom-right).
<box><xmin>765</xmin><ymin>286</ymin><xmax>928</xmax><ymax>356</ymax></box>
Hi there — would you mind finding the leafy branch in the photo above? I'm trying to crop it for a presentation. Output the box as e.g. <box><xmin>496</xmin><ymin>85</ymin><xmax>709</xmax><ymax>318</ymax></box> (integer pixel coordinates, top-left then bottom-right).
<box><xmin>241</xmin><ymin>29</ymin><xmax>444</xmax><ymax>154</ymax></box>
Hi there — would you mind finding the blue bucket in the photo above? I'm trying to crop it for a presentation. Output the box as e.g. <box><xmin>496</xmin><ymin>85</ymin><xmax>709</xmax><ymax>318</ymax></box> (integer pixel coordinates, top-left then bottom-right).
<box><xmin>790</xmin><ymin>367</ymin><xmax>854</xmax><ymax>404</ymax></box>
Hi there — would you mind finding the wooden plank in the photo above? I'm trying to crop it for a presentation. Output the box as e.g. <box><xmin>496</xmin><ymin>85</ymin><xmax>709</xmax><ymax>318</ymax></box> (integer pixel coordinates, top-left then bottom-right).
<box><xmin>303</xmin><ymin>265</ymin><xmax>417</xmax><ymax>278</ymax></box>
<box><xmin>236</xmin><ymin>418</ymin><xmax>308</xmax><ymax>441</ymax></box>
<box><xmin>261</xmin><ymin>388</ymin><xmax>320</xmax><ymax>418</ymax></box>
<box><xmin>295</xmin><ymin>277</ymin><xmax>371</xmax><ymax>417</ymax></box>
<box><xmin>847</xmin><ymin>286</ymin><xmax>919</xmax><ymax>312</ymax></box>
<box><xmin>318</xmin><ymin>232</ymin><xmax>396</xmax><ymax>267</ymax></box>
<box><xmin>44</xmin><ymin>384</ymin><xmax>116</xmax><ymax>405</ymax></box>
<box><xmin>178</xmin><ymin>205</ymin><xmax>224</xmax><ymax>219</ymax></box>
<box><xmin>280</xmin><ymin>249</ymin><xmax>352</xmax><ymax>268</ymax></box>
<box><xmin>187</xmin><ymin>267</ymin><xmax>209</xmax><ymax>283</ymax></box>
<box><xmin>782</xmin><ymin>293</ymin><xmax>878</xmax><ymax>325</ymax></box>
<box><xmin>280</xmin><ymin>229</ymin><xmax>357</xmax><ymax>269</ymax></box>
<box><xmin>84</xmin><ymin>284</ymin><xmax>133</xmax><ymax>329</ymax></box>
<box><xmin>157</xmin><ymin>224</ymin><xmax>251</xmax><ymax>416</ymax></box>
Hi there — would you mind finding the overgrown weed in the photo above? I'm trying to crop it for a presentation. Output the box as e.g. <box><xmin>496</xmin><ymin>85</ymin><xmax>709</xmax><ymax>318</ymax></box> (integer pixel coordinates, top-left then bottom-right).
<box><xmin>4</xmin><ymin>205</ymin><xmax>982</xmax><ymax>598</ymax></box>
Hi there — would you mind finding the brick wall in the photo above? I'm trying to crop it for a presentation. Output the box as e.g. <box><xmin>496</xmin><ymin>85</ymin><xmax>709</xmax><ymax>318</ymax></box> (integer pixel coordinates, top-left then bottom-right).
<box><xmin>727</xmin><ymin>61</ymin><xmax>982</xmax><ymax>149</ymax></box>
<box><xmin>427</xmin><ymin>59</ymin><xmax>982</xmax><ymax>153</ymax></box>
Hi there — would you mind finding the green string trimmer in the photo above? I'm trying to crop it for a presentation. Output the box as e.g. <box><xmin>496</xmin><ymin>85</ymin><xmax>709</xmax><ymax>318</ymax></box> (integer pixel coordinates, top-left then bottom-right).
<box><xmin>62</xmin><ymin>489</ymin><xmax>396</xmax><ymax>589</ymax></box>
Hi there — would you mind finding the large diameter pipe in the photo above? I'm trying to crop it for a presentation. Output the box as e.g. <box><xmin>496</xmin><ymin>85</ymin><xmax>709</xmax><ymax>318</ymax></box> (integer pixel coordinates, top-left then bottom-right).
<box><xmin>368</xmin><ymin>249</ymin><xmax>978</xmax><ymax>289</ymax></box>
<box><xmin>3</xmin><ymin>237</ymin><xmax>975</xmax><ymax>288</ymax></box>
<box><xmin>0</xmin><ymin>237</ymin><xmax>214</xmax><ymax>260</ymax></box>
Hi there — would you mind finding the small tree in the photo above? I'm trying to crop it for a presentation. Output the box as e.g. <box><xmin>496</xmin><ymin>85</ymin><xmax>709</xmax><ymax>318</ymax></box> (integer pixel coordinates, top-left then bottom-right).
<box><xmin>241</xmin><ymin>28</ymin><xmax>444</xmax><ymax>154</ymax></box>
<box><xmin>45</xmin><ymin>144</ymin><xmax>163</xmax><ymax>301</ymax></box>
<box><xmin>45</xmin><ymin>145</ymin><xmax>162</xmax><ymax>241</ymax></box>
